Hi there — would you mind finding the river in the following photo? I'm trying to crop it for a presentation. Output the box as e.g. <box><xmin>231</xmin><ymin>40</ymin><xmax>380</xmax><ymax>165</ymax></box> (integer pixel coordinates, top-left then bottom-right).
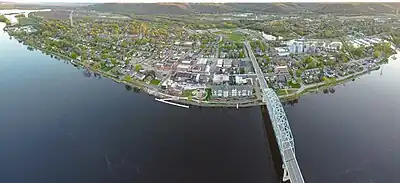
<box><xmin>0</xmin><ymin>23</ymin><xmax>278</xmax><ymax>183</ymax></box>
<box><xmin>0</xmin><ymin>24</ymin><xmax>399</xmax><ymax>183</ymax></box>
<box><xmin>286</xmin><ymin>55</ymin><xmax>400</xmax><ymax>183</ymax></box>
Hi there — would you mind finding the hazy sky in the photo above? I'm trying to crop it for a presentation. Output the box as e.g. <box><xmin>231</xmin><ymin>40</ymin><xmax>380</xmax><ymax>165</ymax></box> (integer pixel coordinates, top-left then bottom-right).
<box><xmin>5</xmin><ymin>0</ymin><xmax>400</xmax><ymax>3</ymax></box>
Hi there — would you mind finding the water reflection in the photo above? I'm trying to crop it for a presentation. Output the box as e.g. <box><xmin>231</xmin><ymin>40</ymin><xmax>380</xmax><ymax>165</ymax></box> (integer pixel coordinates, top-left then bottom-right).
<box><xmin>125</xmin><ymin>84</ymin><xmax>132</xmax><ymax>91</ymax></box>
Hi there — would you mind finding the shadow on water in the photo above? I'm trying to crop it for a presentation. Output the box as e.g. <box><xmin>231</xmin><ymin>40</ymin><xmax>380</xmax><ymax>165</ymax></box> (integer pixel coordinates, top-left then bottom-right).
<box><xmin>260</xmin><ymin>105</ymin><xmax>284</xmax><ymax>182</ymax></box>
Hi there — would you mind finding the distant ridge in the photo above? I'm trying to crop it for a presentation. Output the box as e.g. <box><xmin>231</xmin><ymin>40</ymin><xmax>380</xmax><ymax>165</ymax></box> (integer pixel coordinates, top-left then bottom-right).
<box><xmin>86</xmin><ymin>3</ymin><xmax>400</xmax><ymax>15</ymax></box>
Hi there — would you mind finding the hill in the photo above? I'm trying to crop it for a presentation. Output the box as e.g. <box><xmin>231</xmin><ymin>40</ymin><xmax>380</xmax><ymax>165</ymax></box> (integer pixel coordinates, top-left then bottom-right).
<box><xmin>86</xmin><ymin>3</ymin><xmax>400</xmax><ymax>15</ymax></box>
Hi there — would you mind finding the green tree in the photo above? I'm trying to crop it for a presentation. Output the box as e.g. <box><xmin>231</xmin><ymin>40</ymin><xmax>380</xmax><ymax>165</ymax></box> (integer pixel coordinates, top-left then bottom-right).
<box><xmin>0</xmin><ymin>15</ymin><xmax>10</xmax><ymax>25</ymax></box>
<box><xmin>135</xmin><ymin>64</ymin><xmax>142</xmax><ymax>72</ymax></box>
<box><xmin>70</xmin><ymin>52</ymin><xmax>78</xmax><ymax>59</ymax></box>
<box><xmin>303</xmin><ymin>56</ymin><xmax>313</xmax><ymax>64</ymax></box>
<box><xmin>111</xmin><ymin>58</ymin><xmax>117</xmax><ymax>65</ymax></box>
<box><xmin>296</xmin><ymin>69</ymin><xmax>303</xmax><ymax>77</ymax></box>
<box><xmin>239</xmin><ymin>51</ymin><xmax>245</xmax><ymax>58</ymax></box>
<box><xmin>373</xmin><ymin>50</ymin><xmax>381</xmax><ymax>58</ymax></box>
<box><xmin>15</xmin><ymin>14</ymin><xmax>25</xmax><ymax>18</ymax></box>
<box><xmin>239</xmin><ymin>67</ymin><xmax>245</xmax><ymax>74</ymax></box>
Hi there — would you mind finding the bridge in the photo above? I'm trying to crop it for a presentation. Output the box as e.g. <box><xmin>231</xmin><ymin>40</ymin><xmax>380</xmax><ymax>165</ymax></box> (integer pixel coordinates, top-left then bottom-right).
<box><xmin>244</xmin><ymin>42</ymin><xmax>305</xmax><ymax>183</ymax></box>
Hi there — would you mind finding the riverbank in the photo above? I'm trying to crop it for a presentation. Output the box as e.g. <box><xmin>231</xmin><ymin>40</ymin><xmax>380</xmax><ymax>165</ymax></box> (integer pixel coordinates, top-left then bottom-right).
<box><xmin>278</xmin><ymin>55</ymin><xmax>396</xmax><ymax>102</ymax></box>
<box><xmin>4</xmin><ymin>24</ymin><xmax>397</xmax><ymax>107</ymax></box>
<box><xmin>16</xmin><ymin>39</ymin><xmax>262</xmax><ymax>108</ymax></box>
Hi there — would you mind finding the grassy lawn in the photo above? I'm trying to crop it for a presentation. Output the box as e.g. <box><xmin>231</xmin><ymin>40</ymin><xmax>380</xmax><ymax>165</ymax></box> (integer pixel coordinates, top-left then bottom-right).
<box><xmin>17</xmin><ymin>17</ymin><xmax>38</xmax><ymax>26</ymax></box>
<box><xmin>276</xmin><ymin>89</ymin><xmax>288</xmax><ymax>96</ymax></box>
<box><xmin>101</xmin><ymin>65</ymin><xmax>114</xmax><ymax>72</ymax></box>
<box><xmin>227</xmin><ymin>32</ymin><xmax>245</xmax><ymax>42</ymax></box>
<box><xmin>288</xmin><ymin>80</ymin><xmax>301</xmax><ymax>88</ymax></box>
<box><xmin>150</xmin><ymin>79</ymin><xmax>161</xmax><ymax>85</ymax></box>
<box><xmin>182</xmin><ymin>89</ymin><xmax>194</xmax><ymax>97</ymax></box>
<box><xmin>276</xmin><ymin>89</ymin><xmax>296</xmax><ymax>96</ymax></box>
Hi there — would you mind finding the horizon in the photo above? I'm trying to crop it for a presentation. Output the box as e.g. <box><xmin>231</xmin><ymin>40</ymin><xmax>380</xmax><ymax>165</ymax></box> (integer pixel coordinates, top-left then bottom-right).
<box><xmin>2</xmin><ymin>0</ymin><xmax>400</xmax><ymax>4</ymax></box>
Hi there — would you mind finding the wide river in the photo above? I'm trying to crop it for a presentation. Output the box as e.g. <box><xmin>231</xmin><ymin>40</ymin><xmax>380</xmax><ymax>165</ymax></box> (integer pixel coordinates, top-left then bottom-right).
<box><xmin>0</xmin><ymin>25</ymin><xmax>399</xmax><ymax>183</ymax></box>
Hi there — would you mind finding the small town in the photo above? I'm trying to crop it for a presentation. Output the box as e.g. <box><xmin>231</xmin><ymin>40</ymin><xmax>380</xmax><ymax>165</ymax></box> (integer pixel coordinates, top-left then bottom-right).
<box><xmin>1</xmin><ymin>5</ymin><xmax>399</xmax><ymax>107</ymax></box>
<box><xmin>1</xmin><ymin>3</ymin><xmax>400</xmax><ymax>183</ymax></box>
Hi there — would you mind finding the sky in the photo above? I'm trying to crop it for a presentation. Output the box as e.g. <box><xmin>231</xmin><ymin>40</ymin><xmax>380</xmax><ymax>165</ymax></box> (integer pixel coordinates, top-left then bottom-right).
<box><xmin>4</xmin><ymin>0</ymin><xmax>400</xmax><ymax>3</ymax></box>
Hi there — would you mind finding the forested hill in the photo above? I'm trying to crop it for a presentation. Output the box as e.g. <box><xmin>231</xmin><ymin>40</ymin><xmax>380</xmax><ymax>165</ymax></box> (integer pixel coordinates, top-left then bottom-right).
<box><xmin>86</xmin><ymin>3</ymin><xmax>400</xmax><ymax>15</ymax></box>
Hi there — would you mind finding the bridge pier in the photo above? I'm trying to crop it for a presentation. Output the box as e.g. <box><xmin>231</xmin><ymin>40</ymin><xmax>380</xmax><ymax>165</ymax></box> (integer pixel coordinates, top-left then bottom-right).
<box><xmin>282</xmin><ymin>164</ymin><xmax>290</xmax><ymax>182</ymax></box>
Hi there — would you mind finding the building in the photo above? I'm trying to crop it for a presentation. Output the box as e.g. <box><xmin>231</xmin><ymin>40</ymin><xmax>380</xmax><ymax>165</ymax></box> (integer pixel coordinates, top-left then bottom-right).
<box><xmin>274</xmin><ymin>66</ymin><xmax>289</xmax><ymax>74</ymax></box>
<box><xmin>181</xmin><ymin>60</ymin><xmax>191</xmax><ymax>64</ymax></box>
<box><xmin>183</xmin><ymin>42</ymin><xmax>193</xmax><ymax>47</ymax></box>
<box><xmin>211</xmin><ymin>85</ymin><xmax>253</xmax><ymax>98</ymax></box>
<box><xmin>261</xmin><ymin>32</ymin><xmax>277</xmax><ymax>41</ymax></box>
<box><xmin>223</xmin><ymin>59</ymin><xmax>232</xmax><ymax>68</ymax></box>
<box><xmin>213</xmin><ymin>74</ymin><xmax>229</xmax><ymax>84</ymax></box>
<box><xmin>216</xmin><ymin>59</ymin><xmax>224</xmax><ymax>68</ymax></box>
<box><xmin>275</xmin><ymin>66</ymin><xmax>290</xmax><ymax>82</ymax></box>
<box><xmin>196</xmin><ymin>58</ymin><xmax>207</xmax><ymax>65</ymax></box>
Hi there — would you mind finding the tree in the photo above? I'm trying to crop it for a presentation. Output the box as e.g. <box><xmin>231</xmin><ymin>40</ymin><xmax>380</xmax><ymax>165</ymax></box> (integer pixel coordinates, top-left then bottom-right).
<box><xmin>239</xmin><ymin>67</ymin><xmax>245</xmax><ymax>74</ymax></box>
<box><xmin>15</xmin><ymin>14</ymin><xmax>25</xmax><ymax>18</ymax></box>
<box><xmin>135</xmin><ymin>64</ymin><xmax>142</xmax><ymax>72</ymax></box>
<box><xmin>263</xmin><ymin>55</ymin><xmax>271</xmax><ymax>63</ymax></box>
<box><xmin>239</xmin><ymin>51</ymin><xmax>245</xmax><ymax>58</ymax></box>
<box><xmin>373</xmin><ymin>50</ymin><xmax>381</xmax><ymax>58</ymax></box>
<box><xmin>303</xmin><ymin>56</ymin><xmax>313</xmax><ymax>64</ymax></box>
<box><xmin>0</xmin><ymin>15</ymin><xmax>10</xmax><ymax>25</ymax></box>
<box><xmin>296</xmin><ymin>69</ymin><xmax>303</xmax><ymax>77</ymax></box>
<box><xmin>70</xmin><ymin>52</ymin><xmax>78</xmax><ymax>59</ymax></box>
<box><xmin>111</xmin><ymin>58</ymin><xmax>117</xmax><ymax>65</ymax></box>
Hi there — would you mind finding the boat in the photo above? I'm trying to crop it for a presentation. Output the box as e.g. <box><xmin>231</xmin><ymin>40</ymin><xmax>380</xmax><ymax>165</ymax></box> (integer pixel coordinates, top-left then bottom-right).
<box><xmin>70</xmin><ymin>60</ymin><xmax>78</xmax><ymax>67</ymax></box>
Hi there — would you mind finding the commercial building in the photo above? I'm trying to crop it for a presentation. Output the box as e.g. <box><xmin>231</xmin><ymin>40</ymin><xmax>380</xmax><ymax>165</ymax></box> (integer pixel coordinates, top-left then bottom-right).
<box><xmin>213</xmin><ymin>74</ymin><xmax>229</xmax><ymax>84</ymax></box>
<box><xmin>211</xmin><ymin>85</ymin><xmax>254</xmax><ymax>98</ymax></box>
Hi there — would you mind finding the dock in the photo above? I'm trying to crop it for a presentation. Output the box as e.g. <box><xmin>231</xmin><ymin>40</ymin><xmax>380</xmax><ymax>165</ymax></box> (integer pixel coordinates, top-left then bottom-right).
<box><xmin>155</xmin><ymin>98</ymin><xmax>189</xmax><ymax>108</ymax></box>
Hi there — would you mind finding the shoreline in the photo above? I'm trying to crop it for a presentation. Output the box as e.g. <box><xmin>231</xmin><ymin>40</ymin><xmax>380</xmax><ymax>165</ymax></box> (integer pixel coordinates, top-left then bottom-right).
<box><xmin>4</xmin><ymin>27</ymin><xmax>396</xmax><ymax>108</ymax></box>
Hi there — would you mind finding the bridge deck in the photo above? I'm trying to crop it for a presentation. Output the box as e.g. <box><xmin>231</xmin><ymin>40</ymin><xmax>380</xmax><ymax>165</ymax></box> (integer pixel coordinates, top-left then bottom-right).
<box><xmin>283</xmin><ymin>149</ymin><xmax>304</xmax><ymax>183</ymax></box>
<box><xmin>245</xmin><ymin>42</ymin><xmax>304</xmax><ymax>183</ymax></box>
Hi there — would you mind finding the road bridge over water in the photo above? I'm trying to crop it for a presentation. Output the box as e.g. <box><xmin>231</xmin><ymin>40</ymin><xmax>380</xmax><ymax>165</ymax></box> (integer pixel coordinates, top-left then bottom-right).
<box><xmin>244</xmin><ymin>42</ymin><xmax>305</xmax><ymax>183</ymax></box>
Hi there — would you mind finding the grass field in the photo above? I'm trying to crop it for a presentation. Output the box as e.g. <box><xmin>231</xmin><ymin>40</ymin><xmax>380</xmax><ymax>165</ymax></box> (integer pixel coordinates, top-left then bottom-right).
<box><xmin>150</xmin><ymin>79</ymin><xmax>161</xmax><ymax>85</ymax></box>
<box><xmin>228</xmin><ymin>32</ymin><xmax>245</xmax><ymax>41</ymax></box>
<box><xmin>17</xmin><ymin>17</ymin><xmax>38</xmax><ymax>26</ymax></box>
<box><xmin>182</xmin><ymin>89</ymin><xmax>194</xmax><ymax>97</ymax></box>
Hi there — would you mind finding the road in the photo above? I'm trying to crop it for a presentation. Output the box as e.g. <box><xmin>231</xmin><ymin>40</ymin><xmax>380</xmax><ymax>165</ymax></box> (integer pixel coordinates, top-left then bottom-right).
<box><xmin>244</xmin><ymin>41</ymin><xmax>269</xmax><ymax>89</ymax></box>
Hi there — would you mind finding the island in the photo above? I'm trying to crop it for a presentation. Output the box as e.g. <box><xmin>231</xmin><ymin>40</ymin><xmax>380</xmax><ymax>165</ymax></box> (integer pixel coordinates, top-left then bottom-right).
<box><xmin>1</xmin><ymin>3</ymin><xmax>399</xmax><ymax>107</ymax></box>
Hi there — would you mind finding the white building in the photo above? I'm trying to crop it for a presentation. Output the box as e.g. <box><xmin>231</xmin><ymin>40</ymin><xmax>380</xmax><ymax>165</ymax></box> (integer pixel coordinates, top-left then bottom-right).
<box><xmin>216</xmin><ymin>59</ymin><xmax>223</xmax><ymax>68</ymax></box>
<box><xmin>211</xmin><ymin>85</ymin><xmax>253</xmax><ymax>98</ymax></box>
<box><xmin>213</xmin><ymin>74</ymin><xmax>229</xmax><ymax>84</ymax></box>
<box><xmin>223</xmin><ymin>59</ymin><xmax>232</xmax><ymax>68</ymax></box>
